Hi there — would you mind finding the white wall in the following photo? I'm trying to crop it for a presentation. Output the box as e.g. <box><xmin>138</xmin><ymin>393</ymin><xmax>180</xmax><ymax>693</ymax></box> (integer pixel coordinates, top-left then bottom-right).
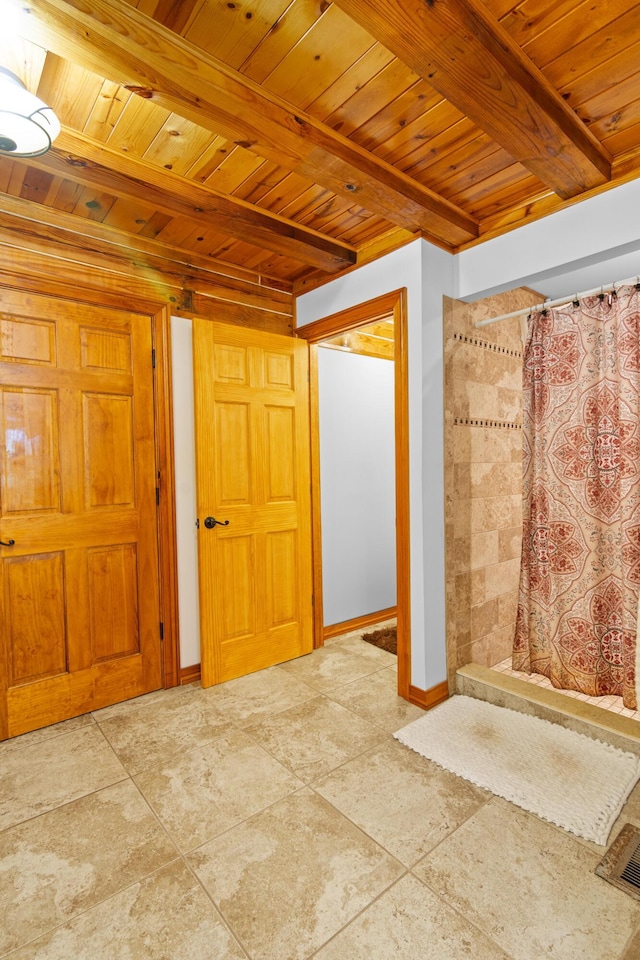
<box><xmin>170</xmin><ymin>179</ymin><xmax>640</xmax><ymax>680</ymax></box>
<box><xmin>297</xmin><ymin>186</ymin><xmax>640</xmax><ymax>692</ymax></box>
<box><xmin>170</xmin><ymin>316</ymin><xmax>200</xmax><ymax>669</ymax></box>
<box><xmin>456</xmin><ymin>179</ymin><xmax>640</xmax><ymax>302</ymax></box>
<box><xmin>297</xmin><ymin>239</ymin><xmax>454</xmax><ymax>690</ymax></box>
<box><xmin>318</xmin><ymin>348</ymin><xmax>396</xmax><ymax>625</ymax></box>
<box><xmin>420</xmin><ymin>242</ymin><xmax>454</xmax><ymax>686</ymax></box>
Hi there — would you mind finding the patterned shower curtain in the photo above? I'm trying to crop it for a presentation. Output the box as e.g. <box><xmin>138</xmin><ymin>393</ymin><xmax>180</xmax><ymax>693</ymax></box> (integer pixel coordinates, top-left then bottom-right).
<box><xmin>513</xmin><ymin>284</ymin><xmax>640</xmax><ymax>710</ymax></box>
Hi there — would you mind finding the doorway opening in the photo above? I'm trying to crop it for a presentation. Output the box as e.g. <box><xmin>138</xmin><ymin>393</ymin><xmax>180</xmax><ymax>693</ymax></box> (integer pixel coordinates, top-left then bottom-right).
<box><xmin>296</xmin><ymin>289</ymin><xmax>411</xmax><ymax>702</ymax></box>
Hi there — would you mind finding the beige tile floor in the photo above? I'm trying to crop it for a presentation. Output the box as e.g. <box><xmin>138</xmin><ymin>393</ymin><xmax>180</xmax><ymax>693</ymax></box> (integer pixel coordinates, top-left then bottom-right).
<box><xmin>2</xmin><ymin>624</ymin><xmax>640</xmax><ymax>959</ymax></box>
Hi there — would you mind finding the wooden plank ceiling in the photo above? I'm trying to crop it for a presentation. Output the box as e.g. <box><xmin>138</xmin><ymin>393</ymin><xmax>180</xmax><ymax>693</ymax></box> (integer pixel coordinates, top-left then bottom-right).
<box><xmin>321</xmin><ymin>317</ymin><xmax>395</xmax><ymax>360</ymax></box>
<box><xmin>1</xmin><ymin>0</ymin><xmax>639</xmax><ymax>297</ymax></box>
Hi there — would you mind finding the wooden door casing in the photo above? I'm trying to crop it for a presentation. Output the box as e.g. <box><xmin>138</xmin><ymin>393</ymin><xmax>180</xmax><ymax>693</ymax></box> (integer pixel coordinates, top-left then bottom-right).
<box><xmin>296</xmin><ymin>288</ymin><xmax>412</xmax><ymax>702</ymax></box>
<box><xmin>193</xmin><ymin>320</ymin><xmax>313</xmax><ymax>686</ymax></box>
<box><xmin>0</xmin><ymin>289</ymin><xmax>162</xmax><ymax>739</ymax></box>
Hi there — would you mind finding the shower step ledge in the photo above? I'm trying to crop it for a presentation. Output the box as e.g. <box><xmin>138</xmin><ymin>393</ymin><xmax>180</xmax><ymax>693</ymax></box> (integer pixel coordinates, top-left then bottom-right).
<box><xmin>456</xmin><ymin>663</ymin><xmax>640</xmax><ymax>757</ymax></box>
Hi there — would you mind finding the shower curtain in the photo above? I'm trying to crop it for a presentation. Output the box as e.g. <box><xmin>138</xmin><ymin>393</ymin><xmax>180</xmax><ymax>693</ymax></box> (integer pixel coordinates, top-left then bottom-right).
<box><xmin>513</xmin><ymin>284</ymin><xmax>640</xmax><ymax>710</ymax></box>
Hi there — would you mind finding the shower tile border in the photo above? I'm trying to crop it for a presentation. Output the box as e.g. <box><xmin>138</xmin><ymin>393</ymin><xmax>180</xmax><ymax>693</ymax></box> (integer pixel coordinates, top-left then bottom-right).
<box><xmin>456</xmin><ymin>663</ymin><xmax>640</xmax><ymax>757</ymax></box>
<box><xmin>493</xmin><ymin>659</ymin><xmax>640</xmax><ymax>724</ymax></box>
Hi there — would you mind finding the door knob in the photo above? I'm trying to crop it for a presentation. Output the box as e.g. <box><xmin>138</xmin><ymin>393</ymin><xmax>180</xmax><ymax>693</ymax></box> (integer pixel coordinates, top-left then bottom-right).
<box><xmin>0</xmin><ymin>539</ymin><xmax>15</xmax><ymax>546</ymax></box>
<box><xmin>204</xmin><ymin>516</ymin><xmax>230</xmax><ymax>529</ymax></box>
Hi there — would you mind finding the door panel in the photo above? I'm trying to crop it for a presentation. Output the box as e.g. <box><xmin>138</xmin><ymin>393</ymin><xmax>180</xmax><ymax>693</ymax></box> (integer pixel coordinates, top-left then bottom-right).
<box><xmin>1</xmin><ymin>315</ymin><xmax>55</xmax><ymax>364</ymax></box>
<box><xmin>193</xmin><ymin>320</ymin><xmax>312</xmax><ymax>686</ymax></box>
<box><xmin>81</xmin><ymin>327</ymin><xmax>132</xmax><ymax>372</ymax></box>
<box><xmin>2</xmin><ymin>388</ymin><xmax>61</xmax><ymax>513</ymax></box>
<box><xmin>6</xmin><ymin>552</ymin><xmax>67</xmax><ymax>684</ymax></box>
<box><xmin>218</xmin><ymin>534</ymin><xmax>255</xmax><ymax>639</ymax></box>
<box><xmin>87</xmin><ymin>543</ymin><xmax>140</xmax><ymax>661</ymax></box>
<box><xmin>83</xmin><ymin>393</ymin><xmax>135</xmax><ymax>506</ymax></box>
<box><xmin>266</xmin><ymin>530</ymin><xmax>298</xmax><ymax>625</ymax></box>
<box><xmin>264</xmin><ymin>405</ymin><xmax>296</xmax><ymax>499</ymax></box>
<box><xmin>0</xmin><ymin>290</ymin><xmax>162</xmax><ymax>739</ymax></box>
<box><xmin>216</xmin><ymin>402</ymin><xmax>251</xmax><ymax>503</ymax></box>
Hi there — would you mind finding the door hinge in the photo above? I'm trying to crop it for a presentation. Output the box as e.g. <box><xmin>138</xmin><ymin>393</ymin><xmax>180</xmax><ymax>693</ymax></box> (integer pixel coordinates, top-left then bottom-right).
<box><xmin>160</xmin><ymin>621</ymin><xmax>164</xmax><ymax>640</ymax></box>
<box><xmin>152</xmin><ymin>348</ymin><xmax>156</xmax><ymax>368</ymax></box>
<box><xmin>156</xmin><ymin>486</ymin><xmax>160</xmax><ymax>505</ymax></box>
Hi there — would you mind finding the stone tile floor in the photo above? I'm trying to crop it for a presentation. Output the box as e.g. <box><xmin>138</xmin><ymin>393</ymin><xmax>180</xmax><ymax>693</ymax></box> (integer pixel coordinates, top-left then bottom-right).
<box><xmin>2</xmin><ymin>623</ymin><xmax>640</xmax><ymax>959</ymax></box>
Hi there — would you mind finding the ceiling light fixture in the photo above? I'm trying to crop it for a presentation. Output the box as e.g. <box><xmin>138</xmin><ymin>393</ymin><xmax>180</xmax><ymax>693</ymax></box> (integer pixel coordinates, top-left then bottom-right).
<box><xmin>0</xmin><ymin>65</ymin><xmax>60</xmax><ymax>157</ymax></box>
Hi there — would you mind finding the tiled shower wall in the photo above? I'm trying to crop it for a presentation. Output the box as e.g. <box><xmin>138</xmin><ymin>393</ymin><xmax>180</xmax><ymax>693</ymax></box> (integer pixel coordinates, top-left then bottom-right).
<box><xmin>443</xmin><ymin>289</ymin><xmax>539</xmax><ymax>689</ymax></box>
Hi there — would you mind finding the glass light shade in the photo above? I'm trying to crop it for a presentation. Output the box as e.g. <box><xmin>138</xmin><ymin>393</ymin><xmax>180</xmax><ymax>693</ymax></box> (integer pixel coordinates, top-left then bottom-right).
<box><xmin>0</xmin><ymin>66</ymin><xmax>60</xmax><ymax>157</ymax></box>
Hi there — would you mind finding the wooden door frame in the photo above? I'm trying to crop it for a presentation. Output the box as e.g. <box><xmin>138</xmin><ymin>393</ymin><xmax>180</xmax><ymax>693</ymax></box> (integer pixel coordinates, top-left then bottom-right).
<box><xmin>0</xmin><ymin>277</ymin><xmax>181</xmax><ymax>694</ymax></box>
<box><xmin>151</xmin><ymin>306</ymin><xmax>180</xmax><ymax>689</ymax></box>
<box><xmin>295</xmin><ymin>288</ymin><xmax>411</xmax><ymax>701</ymax></box>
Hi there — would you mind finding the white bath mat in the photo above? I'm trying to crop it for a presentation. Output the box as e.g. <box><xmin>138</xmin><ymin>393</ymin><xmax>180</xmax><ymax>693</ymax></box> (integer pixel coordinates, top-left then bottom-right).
<box><xmin>394</xmin><ymin>695</ymin><xmax>640</xmax><ymax>845</ymax></box>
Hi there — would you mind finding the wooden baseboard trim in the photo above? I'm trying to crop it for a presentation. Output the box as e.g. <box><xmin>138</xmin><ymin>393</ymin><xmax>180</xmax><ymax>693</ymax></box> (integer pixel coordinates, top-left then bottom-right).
<box><xmin>179</xmin><ymin>664</ymin><xmax>201</xmax><ymax>685</ymax></box>
<box><xmin>323</xmin><ymin>607</ymin><xmax>397</xmax><ymax>641</ymax></box>
<box><xmin>407</xmin><ymin>680</ymin><xmax>449</xmax><ymax>711</ymax></box>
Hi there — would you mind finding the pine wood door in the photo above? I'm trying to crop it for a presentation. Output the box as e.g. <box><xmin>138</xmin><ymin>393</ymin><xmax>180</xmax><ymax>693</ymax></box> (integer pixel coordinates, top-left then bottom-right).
<box><xmin>193</xmin><ymin>320</ymin><xmax>313</xmax><ymax>686</ymax></box>
<box><xmin>0</xmin><ymin>290</ymin><xmax>162</xmax><ymax>739</ymax></box>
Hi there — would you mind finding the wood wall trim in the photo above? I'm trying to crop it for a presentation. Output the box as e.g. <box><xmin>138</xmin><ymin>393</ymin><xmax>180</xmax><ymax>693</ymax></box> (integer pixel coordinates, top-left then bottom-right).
<box><xmin>301</xmin><ymin>288</ymin><xmax>411</xmax><ymax>699</ymax></box>
<box><xmin>179</xmin><ymin>664</ymin><xmax>202</xmax><ymax>686</ymax></box>
<box><xmin>408</xmin><ymin>681</ymin><xmax>450</xmax><ymax>711</ymax></box>
<box><xmin>0</xmin><ymin>191</ymin><xmax>294</xmax><ymax>299</ymax></box>
<box><xmin>0</xmin><ymin>243</ymin><xmax>293</xmax><ymax>335</ymax></box>
<box><xmin>176</xmin><ymin>298</ymin><xmax>292</xmax><ymax>335</ymax></box>
<box><xmin>323</xmin><ymin>607</ymin><xmax>398</xmax><ymax>641</ymax></box>
<box><xmin>296</xmin><ymin>290</ymin><xmax>405</xmax><ymax>340</ymax></box>
<box><xmin>393</xmin><ymin>288</ymin><xmax>411</xmax><ymax>701</ymax></box>
<box><xmin>0</xmin><ymin>258</ymin><xmax>167</xmax><ymax>313</ymax></box>
<box><xmin>0</xmin><ymin>218</ymin><xmax>294</xmax><ymax>321</ymax></box>
<box><xmin>153</xmin><ymin>308</ymin><xmax>180</xmax><ymax>689</ymax></box>
<box><xmin>308</xmin><ymin>345</ymin><xmax>324</xmax><ymax>649</ymax></box>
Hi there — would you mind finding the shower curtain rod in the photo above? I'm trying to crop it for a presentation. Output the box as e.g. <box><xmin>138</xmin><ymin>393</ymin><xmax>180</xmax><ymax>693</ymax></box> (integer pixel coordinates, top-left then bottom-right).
<box><xmin>474</xmin><ymin>273</ymin><xmax>640</xmax><ymax>328</ymax></box>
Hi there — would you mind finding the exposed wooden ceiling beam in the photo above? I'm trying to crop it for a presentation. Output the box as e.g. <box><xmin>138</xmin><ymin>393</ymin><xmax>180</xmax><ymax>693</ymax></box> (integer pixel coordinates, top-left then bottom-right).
<box><xmin>15</xmin><ymin>127</ymin><xmax>356</xmax><ymax>272</ymax></box>
<box><xmin>332</xmin><ymin>0</ymin><xmax>611</xmax><ymax>200</ymax></box>
<box><xmin>13</xmin><ymin>0</ymin><xmax>478</xmax><ymax>247</ymax></box>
